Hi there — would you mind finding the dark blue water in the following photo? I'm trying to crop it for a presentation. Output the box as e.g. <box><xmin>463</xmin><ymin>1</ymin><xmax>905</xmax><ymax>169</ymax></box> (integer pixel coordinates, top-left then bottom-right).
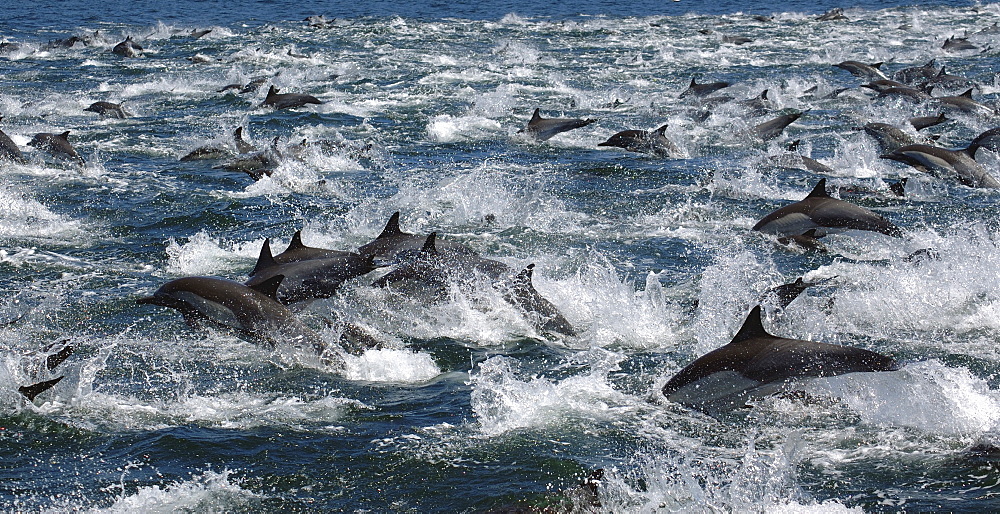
<box><xmin>2</xmin><ymin>0</ymin><xmax>1000</xmax><ymax>511</ymax></box>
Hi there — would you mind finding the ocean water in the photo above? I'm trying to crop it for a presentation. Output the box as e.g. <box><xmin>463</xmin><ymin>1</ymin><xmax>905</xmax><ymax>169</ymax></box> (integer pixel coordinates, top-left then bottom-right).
<box><xmin>2</xmin><ymin>0</ymin><xmax>1000</xmax><ymax>511</ymax></box>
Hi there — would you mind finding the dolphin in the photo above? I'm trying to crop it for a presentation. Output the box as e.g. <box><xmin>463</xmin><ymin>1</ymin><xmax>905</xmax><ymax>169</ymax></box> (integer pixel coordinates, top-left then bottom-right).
<box><xmin>372</xmin><ymin>232</ymin><xmax>512</xmax><ymax>294</ymax></box>
<box><xmin>892</xmin><ymin>59</ymin><xmax>938</xmax><ymax>84</ymax></box>
<box><xmin>517</xmin><ymin>108</ymin><xmax>596</xmax><ymax>142</ymax></box>
<box><xmin>358</xmin><ymin>211</ymin><xmax>478</xmax><ymax>263</ymax></box>
<box><xmin>262</xmin><ymin>85</ymin><xmax>322</xmax><ymax>110</ymax></box>
<box><xmin>0</xmin><ymin>116</ymin><xmax>26</xmax><ymax>163</ymax></box>
<box><xmin>753</xmin><ymin>110</ymin><xmax>802</xmax><ymax>141</ymax></box>
<box><xmin>180</xmin><ymin>127</ymin><xmax>256</xmax><ymax>162</ymax></box>
<box><xmin>816</xmin><ymin>7</ymin><xmax>847</xmax><ymax>21</ymax></box>
<box><xmin>597</xmin><ymin>124</ymin><xmax>682</xmax><ymax>157</ymax></box>
<box><xmin>502</xmin><ymin>264</ymin><xmax>576</xmax><ymax>337</ymax></box>
<box><xmin>760</xmin><ymin>276</ymin><xmax>836</xmax><ymax>310</ymax></box>
<box><xmin>214</xmin><ymin>136</ymin><xmax>282</xmax><ymax>179</ymax></box>
<box><xmin>753</xmin><ymin>178</ymin><xmax>903</xmax><ymax>238</ymax></box>
<box><xmin>881</xmin><ymin>144</ymin><xmax>1000</xmax><ymax>188</ymax></box>
<box><xmin>860</xmin><ymin>79</ymin><xmax>909</xmax><ymax>93</ymax></box>
<box><xmin>111</xmin><ymin>36</ymin><xmax>142</xmax><ymax>57</ymax></box>
<box><xmin>84</xmin><ymin>101</ymin><xmax>130</xmax><ymax>119</ymax></box>
<box><xmin>908</xmin><ymin>113</ymin><xmax>947</xmax><ymax>131</ymax></box>
<box><xmin>876</xmin><ymin>86</ymin><xmax>932</xmax><ymax>103</ymax></box>
<box><xmin>934</xmin><ymin>88</ymin><xmax>996</xmax><ymax>117</ymax></box>
<box><xmin>679</xmin><ymin>77</ymin><xmax>730</xmax><ymax>98</ymax></box>
<box><xmin>769</xmin><ymin>140</ymin><xmax>834</xmax><ymax>174</ymax></box>
<box><xmin>17</xmin><ymin>341</ymin><xmax>74</xmax><ymax>401</ymax></box>
<box><xmin>968</xmin><ymin>127</ymin><xmax>1000</xmax><ymax>157</ymax></box>
<box><xmin>738</xmin><ymin>89</ymin><xmax>773</xmax><ymax>116</ymax></box>
<box><xmin>28</xmin><ymin>131</ymin><xmax>85</xmax><ymax>165</ymax></box>
<box><xmin>136</xmin><ymin>275</ymin><xmax>338</xmax><ymax>362</ymax></box>
<box><xmin>661</xmin><ymin>305</ymin><xmax>898</xmax><ymax>412</ymax></box>
<box><xmin>245</xmin><ymin>238</ymin><xmax>377</xmax><ymax>304</ymax></box>
<box><xmin>272</xmin><ymin>230</ymin><xmax>356</xmax><ymax>263</ymax></box>
<box><xmin>862</xmin><ymin>122</ymin><xmax>930</xmax><ymax>153</ymax></box>
<box><xmin>942</xmin><ymin>36</ymin><xmax>978</xmax><ymax>52</ymax></box>
<box><xmin>833</xmin><ymin>60</ymin><xmax>888</xmax><ymax>81</ymax></box>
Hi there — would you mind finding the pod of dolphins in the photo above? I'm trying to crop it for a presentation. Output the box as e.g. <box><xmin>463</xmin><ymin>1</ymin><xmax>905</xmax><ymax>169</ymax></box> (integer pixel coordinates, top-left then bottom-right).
<box><xmin>3</xmin><ymin>11</ymin><xmax>1000</xmax><ymax>425</ymax></box>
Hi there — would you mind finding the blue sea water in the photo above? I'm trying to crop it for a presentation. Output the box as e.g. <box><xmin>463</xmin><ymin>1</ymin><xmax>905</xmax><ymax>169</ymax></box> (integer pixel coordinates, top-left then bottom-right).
<box><xmin>1</xmin><ymin>0</ymin><xmax>1000</xmax><ymax>511</ymax></box>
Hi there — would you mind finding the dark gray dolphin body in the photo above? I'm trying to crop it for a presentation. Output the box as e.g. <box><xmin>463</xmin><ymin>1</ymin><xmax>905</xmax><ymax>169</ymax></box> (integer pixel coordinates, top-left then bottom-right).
<box><xmin>816</xmin><ymin>7</ymin><xmax>847</xmax><ymax>21</ymax></box>
<box><xmin>881</xmin><ymin>144</ymin><xmax>1000</xmax><ymax>188</ymax></box>
<box><xmin>262</xmin><ymin>85</ymin><xmax>322</xmax><ymax>110</ymax></box>
<box><xmin>0</xmin><ymin>116</ymin><xmax>25</xmax><ymax>163</ymax></box>
<box><xmin>245</xmin><ymin>239</ymin><xmax>377</xmax><ymax>304</ymax></box>
<box><xmin>517</xmin><ymin>108</ymin><xmax>596</xmax><ymax>142</ymax></box>
<box><xmin>760</xmin><ymin>276</ymin><xmax>835</xmax><ymax>310</ymax></box>
<box><xmin>372</xmin><ymin>232</ymin><xmax>512</xmax><ymax>294</ymax></box>
<box><xmin>834</xmin><ymin>60</ymin><xmax>888</xmax><ymax>81</ymax></box>
<box><xmin>111</xmin><ymin>36</ymin><xmax>142</xmax><ymax>57</ymax></box>
<box><xmin>909</xmin><ymin>113</ymin><xmax>947</xmax><ymax>131</ymax></box>
<box><xmin>860</xmin><ymin>79</ymin><xmax>908</xmax><ymax>93</ymax></box>
<box><xmin>358</xmin><ymin>211</ymin><xmax>477</xmax><ymax>264</ymax></box>
<box><xmin>739</xmin><ymin>89</ymin><xmax>773</xmax><ymax>116</ymax></box>
<box><xmin>502</xmin><ymin>264</ymin><xmax>576</xmax><ymax>337</ymax></box>
<box><xmin>753</xmin><ymin>110</ymin><xmax>802</xmax><ymax>141</ymax></box>
<box><xmin>597</xmin><ymin>124</ymin><xmax>682</xmax><ymax>157</ymax></box>
<box><xmin>935</xmin><ymin>88</ymin><xmax>996</xmax><ymax>117</ymax></box>
<box><xmin>942</xmin><ymin>36</ymin><xmax>978</xmax><ymax>52</ymax></box>
<box><xmin>753</xmin><ymin>178</ymin><xmax>903</xmax><ymax>238</ymax></box>
<box><xmin>214</xmin><ymin>136</ymin><xmax>281</xmax><ymax>179</ymax></box>
<box><xmin>862</xmin><ymin>122</ymin><xmax>927</xmax><ymax>153</ymax></box>
<box><xmin>84</xmin><ymin>101</ymin><xmax>130</xmax><ymax>119</ymax></box>
<box><xmin>877</xmin><ymin>86</ymin><xmax>932</xmax><ymax>103</ymax></box>
<box><xmin>273</xmin><ymin>230</ymin><xmax>355</xmax><ymax>263</ymax></box>
<box><xmin>136</xmin><ymin>275</ymin><xmax>337</xmax><ymax>362</ymax></box>
<box><xmin>893</xmin><ymin>59</ymin><xmax>939</xmax><ymax>84</ymax></box>
<box><xmin>679</xmin><ymin>77</ymin><xmax>730</xmax><ymax>98</ymax></box>
<box><xmin>28</xmin><ymin>131</ymin><xmax>84</xmax><ymax>165</ymax></box>
<box><xmin>661</xmin><ymin>305</ymin><xmax>898</xmax><ymax>413</ymax></box>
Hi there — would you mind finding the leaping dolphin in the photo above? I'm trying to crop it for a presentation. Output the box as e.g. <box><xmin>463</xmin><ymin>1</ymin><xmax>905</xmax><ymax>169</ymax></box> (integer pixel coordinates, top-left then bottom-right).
<box><xmin>502</xmin><ymin>264</ymin><xmax>576</xmax><ymax>337</ymax></box>
<box><xmin>17</xmin><ymin>341</ymin><xmax>74</xmax><ymax>402</ymax></box>
<box><xmin>262</xmin><ymin>85</ymin><xmax>322</xmax><ymax>110</ymax></box>
<box><xmin>517</xmin><ymin>108</ymin><xmax>596</xmax><ymax>142</ymax></box>
<box><xmin>834</xmin><ymin>60</ymin><xmax>888</xmax><ymax>81</ymax></box>
<box><xmin>661</xmin><ymin>305</ymin><xmax>898</xmax><ymax>413</ymax></box>
<box><xmin>597</xmin><ymin>124</ymin><xmax>683</xmax><ymax>157</ymax></box>
<box><xmin>752</xmin><ymin>178</ymin><xmax>903</xmax><ymax>238</ymax></box>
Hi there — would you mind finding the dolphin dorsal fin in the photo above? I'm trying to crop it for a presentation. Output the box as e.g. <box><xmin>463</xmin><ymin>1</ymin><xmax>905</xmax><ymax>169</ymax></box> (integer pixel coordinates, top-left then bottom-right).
<box><xmin>378</xmin><ymin>212</ymin><xmax>403</xmax><ymax>239</ymax></box>
<box><xmin>251</xmin><ymin>239</ymin><xmax>278</xmax><ymax>275</ymax></box>
<box><xmin>421</xmin><ymin>232</ymin><xmax>438</xmax><ymax>254</ymax></box>
<box><xmin>960</xmin><ymin>88</ymin><xmax>974</xmax><ymax>98</ymax></box>
<box><xmin>654</xmin><ymin>124</ymin><xmax>669</xmax><ymax>135</ymax></box>
<box><xmin>760</xmin><ymin>89</ymin><xmax>769</xmax><ymax>99</ymax></box>
<box><xmin>60</xmin><ymin>131</ymin><xmax>70</xmax><ymax>139</ymax></box>
<box><xmin>234</xmin><ymin>127</ymin><xmax>244</xmax><ymax>139</ymax></box>
<box><xmin>287</xmin><ymin>230</ymin><xmax>307</xmax><ymax>251</ymax></box>
<box><xmin>805</xmin><ymin>178</ymin><xmax>829</xmax><ymax>199</ymax></box>
<box><xmin>249</xmin><ymin>274</ymin><xmax>284</xmax><ymax>301</ymax></box>
<box><xmin>729</xmin><ymin>305</ymin><xmax>771</xmax><ymax>344</ymax></box>
<box><xmin>530</xmin><ymin>108</ymin><xmax>541</xmax><ymax>122</ymax></box>
<box><xmin>802</xmin><ymin>228</ymin><xmax>820</xmax><ymax>238</ymax></box>
<box><xmin>267</xmin><ymin>85</ymin><xmax>278</xmax><ymax>97</ymax></box>
<box><xmin>689</xmin><ymin>77</ymin><xmax>697</xmax><ymax>87</ymax></box>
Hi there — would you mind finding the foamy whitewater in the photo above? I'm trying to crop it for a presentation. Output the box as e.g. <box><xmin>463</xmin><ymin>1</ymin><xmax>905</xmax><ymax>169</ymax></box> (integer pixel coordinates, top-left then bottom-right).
<box><xmin>2</xmin><ymin>0</ymin><xmax>1000</xmax><ymax>511</ymax></box>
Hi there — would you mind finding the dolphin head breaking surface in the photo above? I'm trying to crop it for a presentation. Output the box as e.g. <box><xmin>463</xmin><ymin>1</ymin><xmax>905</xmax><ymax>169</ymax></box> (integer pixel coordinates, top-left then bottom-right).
<box><xmin>662</xmin><ymin>305</ymin><xmax>898</xmax><ymax>413</ymax></box>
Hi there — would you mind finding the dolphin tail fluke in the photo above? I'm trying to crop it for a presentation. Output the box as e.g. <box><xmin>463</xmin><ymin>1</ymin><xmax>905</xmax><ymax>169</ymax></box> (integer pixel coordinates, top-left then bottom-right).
<box><xmin>19</xmin><ymin>376</ymin><xmax>64</xmax><ymax>402</ymax></box>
